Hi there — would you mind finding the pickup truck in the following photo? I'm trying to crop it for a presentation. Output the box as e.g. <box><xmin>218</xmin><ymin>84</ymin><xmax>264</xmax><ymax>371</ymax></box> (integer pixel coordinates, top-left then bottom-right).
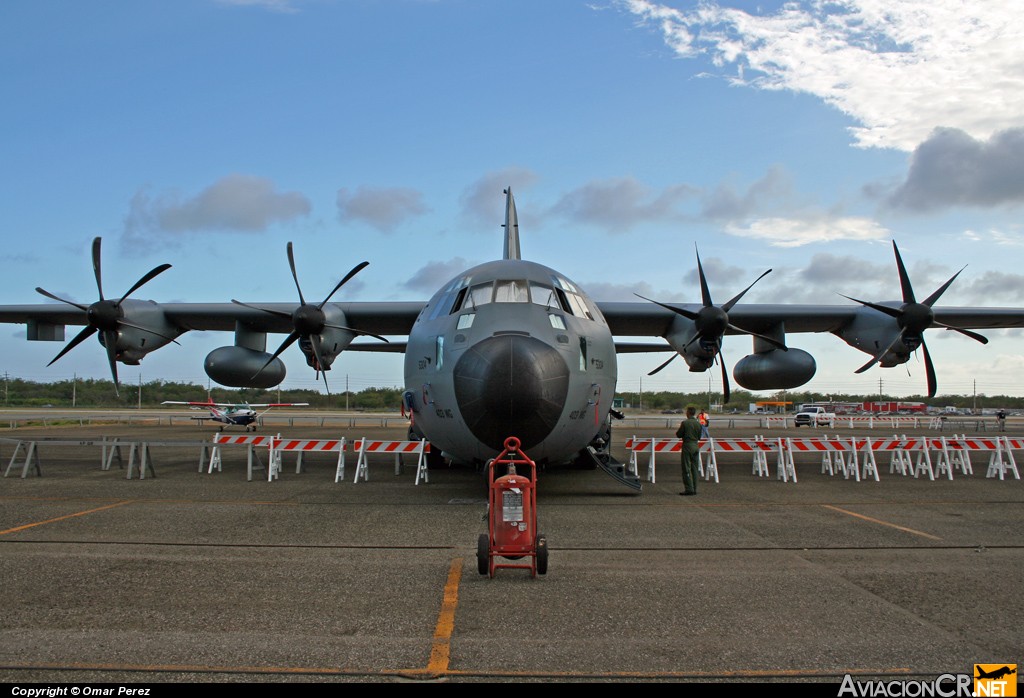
<box><xmin>793</xmin><ymin>406</ymin><xmax>835</xmax><ymax>427</ymax></box>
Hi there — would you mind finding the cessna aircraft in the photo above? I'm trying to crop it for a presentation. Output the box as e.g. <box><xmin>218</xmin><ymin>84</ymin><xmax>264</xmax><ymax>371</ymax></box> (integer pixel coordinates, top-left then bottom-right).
<box><xmin>161</xmin><ymin>400</ymin><xmax>310</xmax><ymax>431</ymax></box>
<box><xmin>1</xmin><ymin>188</ymin><xmax>1023</xmax><ymax>476</ymax></box>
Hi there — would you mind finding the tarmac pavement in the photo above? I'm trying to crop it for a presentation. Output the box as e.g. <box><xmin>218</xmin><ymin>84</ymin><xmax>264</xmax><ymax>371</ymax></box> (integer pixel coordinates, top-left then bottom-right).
<box><xmin>0</xmin><ymin>419</ymin><xmax>1021</xmax><ymax>683</ymax></box>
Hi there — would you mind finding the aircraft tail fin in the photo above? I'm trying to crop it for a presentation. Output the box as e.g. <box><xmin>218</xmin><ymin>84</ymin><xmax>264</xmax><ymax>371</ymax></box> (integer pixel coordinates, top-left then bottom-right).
<box><xmin>503</xmin><ymin>187</ymin><xmax>520</xmax><ymax>261</ymax></box>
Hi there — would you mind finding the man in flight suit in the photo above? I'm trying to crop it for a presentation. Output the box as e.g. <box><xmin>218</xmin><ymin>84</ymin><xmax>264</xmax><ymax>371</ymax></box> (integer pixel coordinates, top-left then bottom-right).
<box><xmin>675</xmin><ymin>406</ymin><xmax>702</xmax><ymax>496</ymax></box>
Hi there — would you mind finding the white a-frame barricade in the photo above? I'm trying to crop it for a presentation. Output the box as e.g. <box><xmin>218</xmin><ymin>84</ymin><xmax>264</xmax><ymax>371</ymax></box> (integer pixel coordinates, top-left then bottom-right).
<box><xmin>349</xmin><ymin>438</ymin><xmax>431</xmax><ymax>484</ymax></box>
<box><xmin>987</xmin><ymin>436</ymin><xmax>1022</xmax><ymax>480</ymax></box>
<box><xmin>204</xmin><ymin>434</ymin><xmax>279</xmax><ymax>481</ymax></box>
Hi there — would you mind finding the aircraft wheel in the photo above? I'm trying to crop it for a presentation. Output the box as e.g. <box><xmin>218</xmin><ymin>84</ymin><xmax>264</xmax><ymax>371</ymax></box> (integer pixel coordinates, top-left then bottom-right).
<box><xmin>476</xmin><ymin>534</ymin><xmax>489</xmax><ymax>575</ymax></box>
<box><xmin>536</xmin><ymin>533</ymin><xmax>548</xmax><ymax>575</ymax></box>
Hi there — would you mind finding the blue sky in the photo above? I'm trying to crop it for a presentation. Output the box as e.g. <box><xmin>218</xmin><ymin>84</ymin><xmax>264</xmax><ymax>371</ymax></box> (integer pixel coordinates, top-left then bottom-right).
<box><xmin>2</xmin><ymin>0</ymin><xmax>1023</xmax><ymax>399</ymax></box>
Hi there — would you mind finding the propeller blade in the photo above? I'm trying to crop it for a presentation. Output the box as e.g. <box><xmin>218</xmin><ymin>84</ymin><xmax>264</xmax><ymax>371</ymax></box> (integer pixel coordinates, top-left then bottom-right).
<box><xmin>718</xmin><ymin>350</ymin><xmax>730</xmax><ymax>404</ymax></box>
<box><xmin>634</xmin><ymin>294</ymin><xmax>699</xmax><ymax>321</ymax></box>
<box><xmin>92</xmin><ymin>237</ymin><xmax>104</xmax><ymax>301</ymax></box>
<box><xmin>855</xmin><ymin>330</ymin><xmax>906</xmax><ymax>374</ymax></box>
<box><xmin>922</xmin><ymin>267</ymin><xmax>966</xmax><ymax>307</ymax></box>
<box><xmin>892</xmin><ymin>241</ymin><xmax>916</xmax><ymax>304</ymax></box>
<box><xmin>322</xmin><ymin>322</ymin><xmax>389</xmax><ymax>343</ymax></box>
<box><xmin>117</xmin><ymin>320</ymin><xmax>182</xmax><ymax>345</ymax></box>
<box><xmin>725</xmin><ymin>322</ymin><xmax>788</xmax><ymax>351</ymax></box>
<box><xmin>319</xmin><ymin>261</ymin><xmax>370</xmax><ymax>308</ymax></box>
<box><xmin>695</xmin><ymin>248</ymin><xmax>713</xmax><ymax>308</ymax></box>
<box><xmin>117</xmin><ymin>263</ymin><xmax>172</xmax><ymax>304</ymax></box>
<box><xmin>839</xmin><ymin>294</ymin><xmax>902</xmax><ymax>320</ymax></box>
<box><xmin>647</xmin><ymin>353</ymin><xmax>678</xmax><ymax>376</ymax></box>
<box><xmin>230</xmin><ymin>299</ymin><xmax>292</xmax><ymax>319</ymax></box>
<box><xmin>253</xmin><ymin>332</ymin><xmax>300</xmax><ymax>379</ymax></box>
<box><xmin>722</xmin><ymin>269</ymin><xmax>772</xmax><ymax>313</ymax></box>
<box><xmin>47</xmin><ymin>325</ymin><xmax>97</xmax><ymax>366</ymax></box>
<box><xmin>286</xmin><ymin>242</ymin><xmax>306</xmax><ymax>306</ymax></box>
<box><xmin>309</xmin><ymin>334</ymin><xmax>331</xmax><ymax>395</ymax></box>
<box><xmin>921</xmin><ymin>338</ymin><xmax>937</xmax><ymax>398</ymax></box>
<box><xmin>933</xmin><ymin>321</ymin><xmax>988</xmax><ymax>344</ymax></box>
<box><xmin>35</xmin><ymin>287</ymin><xmax>89</xmax><ymax>311</ymax></box>
<box><xmin>103</xmin><ymin>329</ymin><xmax>120</xmax><ymax>393</ymax></box>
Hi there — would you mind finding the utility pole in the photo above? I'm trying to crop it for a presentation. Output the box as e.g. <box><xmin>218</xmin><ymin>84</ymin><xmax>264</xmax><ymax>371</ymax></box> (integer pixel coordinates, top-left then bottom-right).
<box><xmin>72</xmin><ymin>373</ymin><xmax>76</xmax><ymax>407</ymax></box>
<box><xmin>137</xmin><ymin>374</ymin><xmax>142</xmax><ymax>410</ymax></box>
<box><xmin>346</xmin><ymin>374</ymin><xmax>350</xmax><ymax>412</ymax></box>
<box><xmin>639</xmin><ymin>375</ymin><xmax>643</xmax><ymax>412</ymax></box>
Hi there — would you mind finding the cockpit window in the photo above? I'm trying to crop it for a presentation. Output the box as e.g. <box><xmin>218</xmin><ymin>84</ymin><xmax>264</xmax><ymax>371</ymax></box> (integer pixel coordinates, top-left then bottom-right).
<box><xmin>494</xmin><ymin>280</ymin><xmax>528</xmax><ymax>303</ymax></box>
<box><xmin>467</xmin><ymin>282</ymin><xmax>493</xmax><ymax>308</ymax></box>
<box><xmin>551</xmin><ymin>276</ymin><xmax>593</xmax><ymax>320</ymax></box>
<box><xmin>530</xmin><ymin>282</ymin><xmax>555</xmax><ymax>308</ymax></box>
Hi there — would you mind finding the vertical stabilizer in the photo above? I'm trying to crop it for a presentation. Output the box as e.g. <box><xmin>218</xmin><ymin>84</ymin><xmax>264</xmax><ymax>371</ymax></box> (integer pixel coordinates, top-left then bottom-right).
<box><xmin>503</xmin><ymin>187</ymin><xmax>521</xmax><ymax>260</ymax></box>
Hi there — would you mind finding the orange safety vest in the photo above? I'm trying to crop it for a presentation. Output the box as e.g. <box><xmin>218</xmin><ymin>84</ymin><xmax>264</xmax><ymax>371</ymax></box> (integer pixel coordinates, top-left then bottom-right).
<box><xmin>698</xmin><ymin>412</ymin><xmax>708</xmax><ymax>426</ymax></box>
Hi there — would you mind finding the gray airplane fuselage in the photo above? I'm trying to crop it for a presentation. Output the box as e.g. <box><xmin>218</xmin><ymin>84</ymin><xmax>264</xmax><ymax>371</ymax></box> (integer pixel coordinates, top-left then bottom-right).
<box><xmin>404</xmin><ymin>258</ymin><xmax>617</xmax><ymax>465</ymax></box>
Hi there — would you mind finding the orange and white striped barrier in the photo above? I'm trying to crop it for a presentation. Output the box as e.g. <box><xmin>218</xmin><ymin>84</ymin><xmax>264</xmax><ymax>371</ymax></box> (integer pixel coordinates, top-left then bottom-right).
<box><xmin>625</xmin><ymin>436</ymin><xmax>794</xmax><ymax>483</ymax></box>
<box><xmin>624</xmin><ymin>433</ymin><xmax>1024</xmax><ymax>485</ymax></box>
<box><xmin>205</xmin><ymin>434</ymin><xmax>280</xmax><ymax>481</ymax></box>
<box><xmin>348</xmin><ymin>438</ymin><xmax>431</xmax><ymax>484</ymax></box>
<box><xmin>272</xmin><ymin>437</ymin><xmax>347</xmax><ymax>481</ymax></box>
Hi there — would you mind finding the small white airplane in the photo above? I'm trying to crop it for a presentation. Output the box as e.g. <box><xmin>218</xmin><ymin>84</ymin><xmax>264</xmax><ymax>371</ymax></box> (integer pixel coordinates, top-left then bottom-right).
<box><xmin>162</xmin><ymin>400</ymin><xmax>309</xmax><ymax>431</ymax></box>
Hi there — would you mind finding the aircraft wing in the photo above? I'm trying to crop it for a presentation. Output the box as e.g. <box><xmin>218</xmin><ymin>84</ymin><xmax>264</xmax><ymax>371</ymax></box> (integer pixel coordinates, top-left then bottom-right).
<box><xmin>160</xmin><ymin>301</ymin><xmax>425</xmax><ymax>335</ymax></box>
<box><xmin>0</xmin><ymin>302</ymin><xmax>425</xmax><ymax>334</ymax></box>
<box><xmin>597</xmin><ymin>302</ymin><xmax>1024</xmax><ymax>337</ymax></box>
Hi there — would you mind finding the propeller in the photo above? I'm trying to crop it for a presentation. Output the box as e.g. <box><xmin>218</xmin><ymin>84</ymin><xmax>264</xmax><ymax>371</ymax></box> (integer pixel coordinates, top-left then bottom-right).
<box><xmin>35</xmin><ymin>237</ymin><xmax>173</xmax><ymax>394</ymax></box>
<box><xmin>841</xmin><ymin>241</ymin><xmax>988</xmax><ymax>398</ymax></box>
<box><xmin>636</xmin><ymin>247</ymin><xmax>785</xmax><ymax>403</ymax></box>
<box><xmin>232</xmin><ymin>242</ymin><xmax>387</xmax><ymax>393</ymax></box>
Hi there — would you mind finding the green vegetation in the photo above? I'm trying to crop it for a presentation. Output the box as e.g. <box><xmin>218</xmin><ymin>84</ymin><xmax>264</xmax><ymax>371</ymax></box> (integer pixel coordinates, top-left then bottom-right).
<box><xmin>0</xmin><ymin>377</ymin><xmax>405</xmax><ymax>410</ymax></box>
<box><xmin>0</xmin><ymin>377</ymin><xmax>1019</xmax><ymax>412</ymax></box>
<box><xmin>613</xmin><ymin>388</ymin><xmax>1024</xmax><ymax>412</ymax></box>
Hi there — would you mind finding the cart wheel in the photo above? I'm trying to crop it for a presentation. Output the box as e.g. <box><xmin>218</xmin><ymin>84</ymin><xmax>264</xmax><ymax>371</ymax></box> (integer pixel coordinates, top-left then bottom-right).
<box><xmin>536</xmin><ymin>533</ymin><xmax>548</xmax><ymax>575</ymax></box>
<box><xmin>476</xmin><ymin>534</ymin><xmax>489</xmax><ymax>575</ymax></box>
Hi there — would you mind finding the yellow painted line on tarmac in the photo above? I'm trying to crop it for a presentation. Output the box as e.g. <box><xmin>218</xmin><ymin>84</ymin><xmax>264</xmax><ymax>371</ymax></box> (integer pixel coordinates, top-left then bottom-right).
<box><xmin>424</xmin><ymin>556</ymin><xmax>463</xmax><ymax>677</ymax></box>
<box><xmin>0</xmin><ymin>500</ymin><xmax>135</xmax><ymax>536</ymax></box>
<box><xmin>823</xmin><ymin>505</ymin><xmax>943</xmax><ymax>541</ymax></box>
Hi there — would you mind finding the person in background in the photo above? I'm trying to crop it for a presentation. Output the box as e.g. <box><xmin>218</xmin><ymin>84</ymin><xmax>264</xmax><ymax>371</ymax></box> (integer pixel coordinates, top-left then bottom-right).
<box><xmin>675</xmin><ymin>407</ymin><xmax>702</xmax><ymax>496</ymax></box>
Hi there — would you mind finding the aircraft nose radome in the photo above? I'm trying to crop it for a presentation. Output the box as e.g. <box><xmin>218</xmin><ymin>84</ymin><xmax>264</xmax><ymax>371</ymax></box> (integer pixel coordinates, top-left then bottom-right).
<box><xmin>453</xmin><ymin>334</ymin><xmax>570</xmax><ymax>452</ymax></box>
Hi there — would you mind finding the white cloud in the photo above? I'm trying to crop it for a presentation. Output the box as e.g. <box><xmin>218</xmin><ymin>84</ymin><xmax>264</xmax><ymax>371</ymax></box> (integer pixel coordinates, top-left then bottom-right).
<box><xmin>623</xmin><ymin>0</ymin><xmax>1024</xmax><ymax>151</ymax></box>
<box><xmin>460</xmin><ymin>168</ymin><xmax>540</xmax><ymax>229</ymax></box>
<box><xmin>724</xmin><ymin>215</ymin><xmax>889</xmax><ymax>247</ymax></box>
<box><xmin>336</xmin><ymin>186</ymin><xmax>429</xmax><ymax>233</ymax></box>
<box><xmin>885</xmin><ymin>128</ymin><xmax>1024</xmax><ymax>211</ymax></box>
<box><xmin>403</xmin><ymin>258</ymin><xmax>478</xmax><ymax>293</ymax></box>
<box><xmin>121</xmin><ymin>174</ymin><xmax>311</xmax><ymax>252</ymax></box>
<box><xmin>548</xmin><ymin>177</ymin><xmax>697</xmax><ymax>232</ymax></box>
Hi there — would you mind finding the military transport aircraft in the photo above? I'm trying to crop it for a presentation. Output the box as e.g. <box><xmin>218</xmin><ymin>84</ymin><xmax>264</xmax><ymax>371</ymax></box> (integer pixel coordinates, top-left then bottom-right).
<box><xmin>1</xmin><ymin>188</ymin><xmax>1023</xmax><ymax>473</ymax></box>
<box><xmin>161</xmin><ymin>400</ymin><xmax>310</xmax><ymax>431</ymax></box>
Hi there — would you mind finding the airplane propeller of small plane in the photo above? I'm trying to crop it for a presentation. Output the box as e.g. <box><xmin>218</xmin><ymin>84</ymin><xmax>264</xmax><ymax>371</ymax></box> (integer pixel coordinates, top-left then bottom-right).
<box><xmin>3</xmin><ymin>189</ymin><xmax>1024</xmax><ymax>478</ymax></box>
<box><xmin>162</xmin><ymin>400</ymin><xmax>309</xmax><ymax>431</ymax></box>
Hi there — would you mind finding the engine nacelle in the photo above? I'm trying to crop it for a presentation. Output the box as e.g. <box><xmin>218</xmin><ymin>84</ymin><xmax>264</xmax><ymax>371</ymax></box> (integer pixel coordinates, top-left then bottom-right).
<box><xmin>733</xmin><ymin>348</ymin><xmax>816</xmax><ymax>390</ymax></box>
<box><xmin>204</xmin><ymin>346</ymin><xmax>286</xmax><ymax>388</ymax></box>
<box><xmin>105</xmin><ymin>299</ymin><xmax>183</xmax><ymax>364</ymax></box>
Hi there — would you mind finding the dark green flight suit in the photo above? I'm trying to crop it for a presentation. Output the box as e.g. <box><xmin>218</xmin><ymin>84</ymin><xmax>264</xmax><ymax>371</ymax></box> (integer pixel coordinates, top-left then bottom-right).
<box><xmin>675</xmin><ymin>417</ymin><xmax>702</xmax><ymax>495</ymax></box>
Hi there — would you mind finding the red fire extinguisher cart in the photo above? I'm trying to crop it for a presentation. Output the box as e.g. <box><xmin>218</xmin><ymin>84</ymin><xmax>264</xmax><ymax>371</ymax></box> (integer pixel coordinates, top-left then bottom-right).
<box><xmin>477</xmin><ymin>436</ymin><xmax>548</xmax><ymax>578</ymax></box>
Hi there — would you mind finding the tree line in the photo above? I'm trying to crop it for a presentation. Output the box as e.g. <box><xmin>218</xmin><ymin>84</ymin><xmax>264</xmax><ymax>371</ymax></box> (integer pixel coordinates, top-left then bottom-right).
<box><xmin>2</xmin><ymin>376</ymin><xmax>1021</xmax><ymax>412</ymax></box>
<box><xmin>0</xmin><ymin>377</ymin><xmax>405</xmax><ymax>410</ymax></box>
